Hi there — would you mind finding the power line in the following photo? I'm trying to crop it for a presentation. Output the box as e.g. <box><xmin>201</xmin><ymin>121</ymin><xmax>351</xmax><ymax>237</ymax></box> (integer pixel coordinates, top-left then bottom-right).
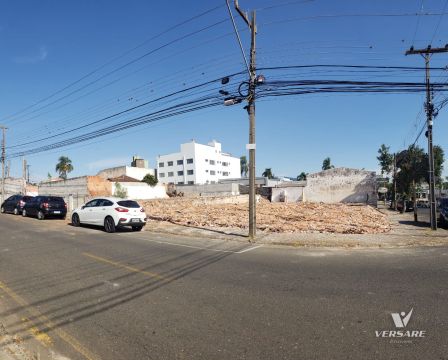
<box><xmin>4</xmin><ymin>4</ymin><xmax>225</xmax><ymax>122</ymax></box>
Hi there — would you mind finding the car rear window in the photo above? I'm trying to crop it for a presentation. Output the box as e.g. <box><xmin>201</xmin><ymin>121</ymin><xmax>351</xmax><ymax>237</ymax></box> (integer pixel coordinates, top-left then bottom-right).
<box><xmin>440</xmin><ymin>199</ymin><xmax>448</xmax><ymax>207</ymax></box>
<box><xmin>48</xmin><ymin>197</ymin><xmax>65</xmax><ymax>203</ymax></box>
<box><xmin>117</xmin><ymin>200</ymin><xmax>140</xmax><ymax>208</ymax></box>
<box><xmin>23</xmin><ymin>196</ymin><xmax>33</xmax><ymax>201</ymax></box>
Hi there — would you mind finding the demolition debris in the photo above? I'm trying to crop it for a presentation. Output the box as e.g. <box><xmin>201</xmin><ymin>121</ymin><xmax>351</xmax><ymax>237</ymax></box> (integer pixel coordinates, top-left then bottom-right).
<box><xmin>142</xmin><ymin>198</ymin><xmax>391</xmax><ymax>234</ymax></box>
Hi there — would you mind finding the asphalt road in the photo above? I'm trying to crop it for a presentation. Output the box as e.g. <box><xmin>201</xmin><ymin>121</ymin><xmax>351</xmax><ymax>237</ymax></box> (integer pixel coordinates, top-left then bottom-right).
<box><xmin>0</xmin><ymin>213</ymin><xmax>447</xmax><ymax>360</ymax></box>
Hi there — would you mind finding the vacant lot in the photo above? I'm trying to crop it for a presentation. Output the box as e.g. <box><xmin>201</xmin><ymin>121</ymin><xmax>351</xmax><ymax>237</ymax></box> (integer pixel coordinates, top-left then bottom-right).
<box><xmin>142</xmin><ymin>198</ymin><xmax>391</xmax><ymax>234</ymax></box>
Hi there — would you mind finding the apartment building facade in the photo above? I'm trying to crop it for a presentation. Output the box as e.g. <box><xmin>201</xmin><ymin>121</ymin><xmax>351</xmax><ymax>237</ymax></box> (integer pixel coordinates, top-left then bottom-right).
<box><xmin>157</xmin><ymin>140</ymin><xmax>240</xmax><ymax>185</ymax></box>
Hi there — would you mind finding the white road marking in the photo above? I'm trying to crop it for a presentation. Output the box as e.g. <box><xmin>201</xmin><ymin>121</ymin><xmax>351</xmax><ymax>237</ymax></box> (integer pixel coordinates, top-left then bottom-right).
<box><xmin>236</xmin><ymin>245</ymin><xmax>263</xmax><ymax>253</ymax></box>
<box><xmin>116</xmin><ymin>233</ymin><xmax>262</xmax><ymax>254</ymax></box>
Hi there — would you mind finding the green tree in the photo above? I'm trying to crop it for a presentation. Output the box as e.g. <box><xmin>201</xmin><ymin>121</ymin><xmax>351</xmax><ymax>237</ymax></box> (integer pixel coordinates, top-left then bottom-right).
<box><xmin>142</xmin><ymin>174</ymin><xmax>158</xmax><ymax>187</ymax></box>
<box><xmin>377</xmin><ymin>144</ymin><xmax>394</xmax><ymax>175</ymax></box>
<box><xmin>262</xmin><ymin>168</ymin><xmax>274</xmax><ymax>179</ymax></box>
<box><xmin>297</xmin><ymin>172</ymin><xmax>307</xmax><ymax>181</ymax></box>
<box><xmin>240</xmin><ymin>156</ymin><xmax>248</xmax><ymax>177</ymax></box>
<box><xmin>433</xmin><ymin>145</ymin><xmax>445</xmax><ymax>188</ymax></box>
<box><xmin>322</xmin><ymin>157</ymin><xmax>334</xmax><ymax>170</ymax></box>
<box><xmin>55</xmin><ymin>156</ymin><xmax>73</xmax><ymax>180</ymax></box>
<box><xmin>396</xmin><ymin>145</ymin><xmax>426</xmax><ymax>219</ymax></box>
<box><xmin>114</xmin><ymin>182</ymin><xmax>127</xmax><ymax>198</ymax></box>
<box><xmin>47</xmin><ymin>172</ymin><xmax>52</xmax><ymax>180</ymax></box>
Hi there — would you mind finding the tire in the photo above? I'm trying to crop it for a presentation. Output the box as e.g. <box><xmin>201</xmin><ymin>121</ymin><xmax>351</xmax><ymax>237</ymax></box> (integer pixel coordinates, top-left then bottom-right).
<box><xmin>132</xmin><ymin>226</ymin><xmax>143</xmax><ymax>232</ymax></box>
<box><xmin>104</xmin><ymin>216</ymin><xmax>116</xmax><ymax>233</ymax></box>
<box><xmin>0</xmin><ymin>206</ymin><xmax>4</xmax><ymax>214</ymax></box>
<box><xmin>13</xmin><ymin>208</ymin><xmax>19</xmax><ymax>215</ymax></box>
<box><xmin>37</xmin><ymin>211</ymin><xmax>45</xmax><ymax>220</ymax></box>
<box><xmin>22</xmin><ymin>209</ymin><xmax>27</xmax><ymax>217</ymax></box>
<box><xmin>72</xmin><ymin>213</ymin><xmax>80</xmax><ymax>227</ymax></box>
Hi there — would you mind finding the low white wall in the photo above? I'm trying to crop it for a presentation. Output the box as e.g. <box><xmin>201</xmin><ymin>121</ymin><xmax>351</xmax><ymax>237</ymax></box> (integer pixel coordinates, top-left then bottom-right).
<box><xmin>112</xmin><ymin>182</ymin><xmax>167</xmax><ymax>200</ymax></box>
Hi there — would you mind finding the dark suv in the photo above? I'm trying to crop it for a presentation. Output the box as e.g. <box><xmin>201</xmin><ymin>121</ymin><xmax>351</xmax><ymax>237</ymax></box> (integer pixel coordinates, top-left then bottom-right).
<box><xmin>22</xmin><ymin>196</ymin><xmax>67</xmax><ymax>220</ymax></box>
<box><xmin>438</xmin><ymin>198</ymin><xmax>448</xmax><ymax>228</ymax></box>
<box><xmin>1</xmin><ymin>195</ymin><xmax>34</xmax><ymax>215</ymax></box>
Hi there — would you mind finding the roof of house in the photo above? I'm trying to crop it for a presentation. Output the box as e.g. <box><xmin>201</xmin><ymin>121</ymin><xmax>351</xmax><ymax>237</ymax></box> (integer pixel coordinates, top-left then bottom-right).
<box><xmin>108</xmin><ymin>175</ymin><xmax>141</xmax><ymax>183</ymax></box>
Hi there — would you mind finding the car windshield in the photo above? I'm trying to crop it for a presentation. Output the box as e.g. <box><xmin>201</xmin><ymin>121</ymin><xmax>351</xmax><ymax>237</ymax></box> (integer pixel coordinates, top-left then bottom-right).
<box><xmin>440</xmin><ymin>199</ymin><xmax>448</xmax><ymax>208</ymax></box>
<box><xmin>48</xmin><ymin>197</ymin><xmax>65</xmax><ymax>203</ymax></box>
<box><xmin>117</xmin><ymin>200</ymin><xmax>140</xmax><ymax>208</ymax></box>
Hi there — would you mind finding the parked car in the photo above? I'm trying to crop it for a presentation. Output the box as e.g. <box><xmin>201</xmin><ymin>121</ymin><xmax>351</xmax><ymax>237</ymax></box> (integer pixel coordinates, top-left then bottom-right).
<box><xmin>71</xmin><ymin>197</ymin><xmax>147</xmax><ymax>233</ymax></box>
<box><xmin>1</xmin><ymin>195</ymin><xmax>34</xmax><ymax>215</ymax></box>
<box><xmin>22</xmin><ymin>196</ymin><xmax>67</xmax><ymax>220</ymax></box>
<box><xmin>438</xmin><ymin>198</ymin><xmax>448</xmax><ymax>227</ymax></box>
<box><xmin>396</xmin><ymin>198</ymin><xmax>414</xmax><ymax>212</ymax></box>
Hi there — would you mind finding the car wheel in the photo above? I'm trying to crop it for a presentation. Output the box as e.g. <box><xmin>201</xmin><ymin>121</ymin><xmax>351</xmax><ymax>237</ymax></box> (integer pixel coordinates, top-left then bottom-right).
<box><xmin>72</xmin><ymin>213</ymin><xmax>80</xmax><ymax>227</ymax></box>
<box><xmin>13</xmin><ymin>208</ymin><xmax>19</xmax><ymax>215</ymax></box>
<box><xmin>22</xmin><ymin>209</ymin><xmax>27</xmax><ymax>217</ymax></box>
<box><xmin>37</xmin><ymin>211</ymin><xmax>45</xmax><ymax>220</ymax></box>
<box><xmin>0</xmin><ymin>206</ymin><xmax>4</xmax><ymax>214</ymax></box>
<box><xmin>104</xmin><ymin>216</ymin><xmax>116</xmax><ymax>233</ymax></box>
<box><xmin>132</xmin><ymin>226</ymin><xmax>143</xmax><ymax>232</ymax></box>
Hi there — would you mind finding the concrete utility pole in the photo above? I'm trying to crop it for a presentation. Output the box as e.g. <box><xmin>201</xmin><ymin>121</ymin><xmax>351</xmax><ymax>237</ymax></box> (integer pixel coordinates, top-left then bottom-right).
<box><xmin>1</xmin><ymin>125</ymin><xmax>8</xmax><ymax>204</ymax></box>
<box><xmin>231</xmin><ymin>0</ymin><xmax>257</xmax><ymax>240</ymax></box>
<box><xmin>393</xmin><ymin>154</ymin><xmax>397</xmax><ymax>211</ymax></box>
<box><xmin>405</xmin><ymin>44</ymin><xmax>448</xmax><ymax>230</ymax></box>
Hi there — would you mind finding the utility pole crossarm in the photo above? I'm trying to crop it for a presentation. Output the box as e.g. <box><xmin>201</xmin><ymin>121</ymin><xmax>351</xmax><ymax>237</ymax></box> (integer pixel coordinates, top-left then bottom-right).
<box><xmin>406</xmin><ymin>44</ymin><xmax>448</xmax><ymax>55</ymax></box>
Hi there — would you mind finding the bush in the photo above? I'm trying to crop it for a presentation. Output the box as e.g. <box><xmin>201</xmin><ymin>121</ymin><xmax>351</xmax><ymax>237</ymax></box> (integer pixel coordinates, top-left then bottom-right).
<box><xmin>142</xmin><ymin>174</ymin><xmax>158</xmax><ymax>187</ymax></box>
<box><xmin>114</xmin><ymin>182</ymin><xmax>127</xmax><ymax>198</ymax></box>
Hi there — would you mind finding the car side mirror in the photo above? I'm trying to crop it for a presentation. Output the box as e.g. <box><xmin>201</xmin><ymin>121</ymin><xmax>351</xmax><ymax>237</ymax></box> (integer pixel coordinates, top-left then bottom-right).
<box><xmin>81</xmin><ymin>206</ymin><xmax>85</xmax><ymax>210</ymax></box>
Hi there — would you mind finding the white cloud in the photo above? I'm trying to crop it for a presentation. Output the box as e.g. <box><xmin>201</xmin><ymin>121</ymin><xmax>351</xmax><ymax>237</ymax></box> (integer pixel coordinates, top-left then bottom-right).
<box><xmin>87</xmin><ymin>157</ymin><xmax>130</xmax><ymax>171</ymax></box>
<box><xmin>13</xmin><ymin>46</ymin><xmax>48</xmax><ymax>64</ymax></box>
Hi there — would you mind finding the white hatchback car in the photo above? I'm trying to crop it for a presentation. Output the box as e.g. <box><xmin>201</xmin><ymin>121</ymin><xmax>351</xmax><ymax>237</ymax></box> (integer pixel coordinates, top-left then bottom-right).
<box><xmin>71</xmin><ymin>197</ymin><xmax>147</xmax><ymax>233</ymax></box>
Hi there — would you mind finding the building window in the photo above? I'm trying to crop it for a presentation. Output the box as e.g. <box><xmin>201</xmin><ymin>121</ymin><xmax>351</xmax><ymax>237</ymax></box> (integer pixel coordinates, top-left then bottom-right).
<box><xmin>159</xmin><ymin>162</ymin><xmax>164</xmax><ymax>167</ymax></box>
<box><xmin>188</xmin><ymin>181</ymin><xmax>194</xmax><ymax>185</ymax></box>
<box><xmin>168</xmin><ymin>172</ymin><xmax>174</xmax><ymax>177</ymax></box>
<box><xmin>210</xmin><ymin>160</ymin><xmax>215</xmax><ymax>165</ymax></box>
<box><xmin>205</xmin><ymin>170</ymin><xmax>208</xmax><ymax>173</ymax></box>
<box><xmin>168</xmin><ymin>161</ymin><xmax>173</xmax><ymax>166</ymax></box>
<box><xmin>223</xmin><ymin>172</ymin><xmax>229</xmax><ymax>176</ymax></box>
<box><xmin>205</xmin><ymin>159</ymin><xmax>208</xmax><ymax>162</ymax></box>
<box><xmin>177</xmin><ymin>160</ymin><xmax>183</xmax><ymax>165</ymax></box>
<box><xmin>187</xmin><ymin>170</ymin><xmax>194</xmax><ymax>175</ymax></box>
<box><xmin>222</xmin><ymin>162</ymin><xmax>229</xmax><ymax>167</ymax></box>
<box><xmin>178</xmin><ymin>182</ymin><xmax>184</xmax><ymax>185</ymax></box>
<box><xmin>178</xmin><ymin>171</ymin><xmax>184</xmax><ymax>176</ymax></box>
<box><xmin>211</xmin><ymin>181</ymin><xmax>216</xmax><ymax>184</ymax></box>
<box><xmin>210</xmin><ymin>170</ymin><xmax>216</xmax><ymax>175</ymax></box>
<box><xmin>159</xmin><ymin>173</ymin><xmax>165</xmax><ymax>178</ymax></box>
<box><xmin>187</xmin><ymin>158</ymin><xmax>193</xmax><ymax>164</ymax></box>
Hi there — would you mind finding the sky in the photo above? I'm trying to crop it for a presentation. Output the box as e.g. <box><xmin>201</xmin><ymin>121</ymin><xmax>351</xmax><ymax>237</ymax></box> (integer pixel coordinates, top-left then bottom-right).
<box><xmin>1</xmin><ymin>0</ymin><xmax>448</xmax><ymax>182</ymax></box>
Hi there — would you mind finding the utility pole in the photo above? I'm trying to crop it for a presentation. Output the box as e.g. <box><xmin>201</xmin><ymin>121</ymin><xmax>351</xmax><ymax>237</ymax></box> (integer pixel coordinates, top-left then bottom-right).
<box><xmin>230</xmin><ymin>0</ymin><xmax>257</xmax><ymax>240</ymax></box>
<box><xmin>405</xmin><ymin>44</ymin><xmax>448</xmax><ymax>230</ymax></box>
<box><xmin>1</xmin><ymin>125</ymin><xmax>8</xmax><ymax>205</ymax></box>
<box><xmin>393</xmin><ymin>154</ymin><xmax>397</xmax><ymax>211</ymax></box>
<box><xmin>26</xmin><ymin>164</ymin><xmax>30</xmax><ymax>184</ymax></box>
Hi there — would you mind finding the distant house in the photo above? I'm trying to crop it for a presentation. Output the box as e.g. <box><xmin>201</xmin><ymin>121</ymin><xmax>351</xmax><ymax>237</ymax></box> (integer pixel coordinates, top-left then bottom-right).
<box><xmin>157</xmin><ymin>140</ymin><xmax>240</xmax><ymax>185</ymax></box>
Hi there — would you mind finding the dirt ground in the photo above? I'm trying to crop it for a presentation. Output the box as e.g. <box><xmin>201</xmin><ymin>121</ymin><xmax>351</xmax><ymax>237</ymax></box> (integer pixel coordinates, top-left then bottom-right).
<box><xmin>141</xmin><ymin>197</ymin><xmax>391</xmax><ymax>235</ymax></box>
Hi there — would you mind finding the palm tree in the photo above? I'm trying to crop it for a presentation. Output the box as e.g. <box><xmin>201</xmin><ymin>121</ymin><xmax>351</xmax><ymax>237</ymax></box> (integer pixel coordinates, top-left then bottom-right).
<box><xmin>55</xmin><ymin>156</ymin><xmax>73</xmax><ymax>180</ymax></box>
<box><xmin>297</xmin><ymin>172</ymin><xmax>307</xmax><ymax>181</ymax></box>
<box><xmin>240</xmin><ymin>156</ymin><xmax>248</xmax><ymax>177</ymax></box>
<box><xmin>262</xmin><ymin>168</ymin><xmax>274</xmax><ymax>179</ymax></box>
<box><xmin>322</xmin><ymin>157</ymin><xmax>334</xmax><ymax>171</ymax></box>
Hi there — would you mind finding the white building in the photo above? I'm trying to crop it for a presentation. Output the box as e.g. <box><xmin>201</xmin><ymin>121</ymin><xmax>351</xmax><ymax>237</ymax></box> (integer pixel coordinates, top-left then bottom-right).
<box><xmin>157</xmin><ymin>140</ymin><xmax>240</xmax><ymax>185</ymax></box>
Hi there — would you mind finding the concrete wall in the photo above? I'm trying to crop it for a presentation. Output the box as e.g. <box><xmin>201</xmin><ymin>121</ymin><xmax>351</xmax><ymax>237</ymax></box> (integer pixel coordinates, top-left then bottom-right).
<box><xmin>176</xmin><ymin>183</ymin><xmax>240</xmax><ymax>197</ymax></box>
<box><xmin>38</xmin><ymin>176</ymin><xmax>112</xmax><ymax>211</ymax></box>
<box><xmin>304</xmin><ymin>168</ymin><xmax>377</xmax><ymax>206</ymax></box>
<box><xmin>111</xmin><ymin>182</ymin><xmax>167</xmax><ymax>200</ymax></box>
<box><xmin>271</xmin><ymin>187</ymin><xmax>304</xmax><ymax>203</ymax></box>
<box><xmin>97</xmin><ymin>166</ymin><xmax>155</xmax><ymax>181</ymax></box>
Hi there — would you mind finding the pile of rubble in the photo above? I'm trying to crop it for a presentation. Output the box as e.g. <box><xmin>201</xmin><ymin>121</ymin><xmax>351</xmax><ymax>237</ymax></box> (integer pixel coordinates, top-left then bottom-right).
<box><xmin>141</xmin><ymin>198</ymin><xmax>391</xmax><ymax>234</ymax></box>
